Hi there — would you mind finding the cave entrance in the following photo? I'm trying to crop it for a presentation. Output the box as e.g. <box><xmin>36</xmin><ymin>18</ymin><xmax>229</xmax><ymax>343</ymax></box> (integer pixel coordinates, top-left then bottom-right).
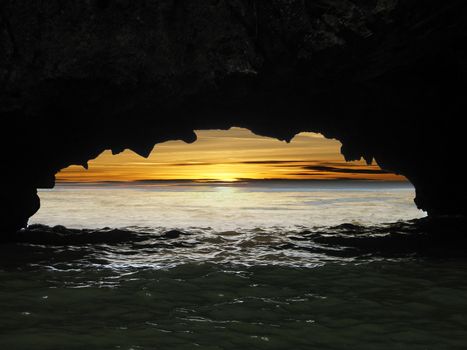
<box><xmin>30</xmin><ymin>128</ymin><xmax>425</xmax><ymax>230</ymax></box>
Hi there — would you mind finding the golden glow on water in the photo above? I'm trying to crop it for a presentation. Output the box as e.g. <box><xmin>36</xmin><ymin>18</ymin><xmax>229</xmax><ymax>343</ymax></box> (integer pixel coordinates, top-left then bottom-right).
<box><xmin>57</xmin><ymin>128</ymin><xmax>406</xmax><ymax>182</ymax></box>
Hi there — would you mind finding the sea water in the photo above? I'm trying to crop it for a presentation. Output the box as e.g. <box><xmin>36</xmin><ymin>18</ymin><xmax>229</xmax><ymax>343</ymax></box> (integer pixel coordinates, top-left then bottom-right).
<box><xmin>2</xmin><ymin>181</ymin><xmax>467</xmax><ymax>350</ymax></box>
<box><xmin>30</xmin><ymin>181</ymin><xmax>423</xmax><ymax>230</ymax></box>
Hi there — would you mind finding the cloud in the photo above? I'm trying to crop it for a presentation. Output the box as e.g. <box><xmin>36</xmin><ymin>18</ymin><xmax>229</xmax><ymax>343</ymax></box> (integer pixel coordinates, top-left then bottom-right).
<box><xmin>169</xmin><ymin>162</ymin><xmax>214</xmax><ymax>166</ymax></box>
<box><xmin>287</xmin><ymin>173</ymin><xmax>371</xmax><ymax>180</ymax></box>
<box><xmin>239</xmin><ymin>160</ymin><xmax>309</xmax><ymax>165</ymax></box>
<box><xmin>300</xmin><ymin>165</ymin><xmax>390</xmax><ymax>174</ymax></box>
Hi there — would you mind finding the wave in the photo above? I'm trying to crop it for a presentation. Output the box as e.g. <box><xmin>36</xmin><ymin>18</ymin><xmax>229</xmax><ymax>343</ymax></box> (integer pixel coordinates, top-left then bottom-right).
<box><xmin>3</xmin><ymin>217</ymin><xmax>466</xmax><ymax>261</ymax></box>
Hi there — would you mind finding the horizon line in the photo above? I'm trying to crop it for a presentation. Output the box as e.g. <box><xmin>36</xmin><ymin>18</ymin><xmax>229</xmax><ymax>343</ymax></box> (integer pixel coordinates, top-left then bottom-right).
<box><xmin>54</xmin><ymin>177</ymin><xmax>409</xmax><ymax>185</ymax></box>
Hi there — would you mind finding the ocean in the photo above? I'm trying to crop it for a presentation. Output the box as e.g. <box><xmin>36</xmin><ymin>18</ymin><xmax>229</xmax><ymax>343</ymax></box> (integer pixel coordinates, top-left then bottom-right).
<box><xmin>2</xmin><ymin>181</ymin><xmax>467</xmax><ymax>349</ymax></box>
<box><xmin>30</xmin><ymin>181</ymin><xmax>424</xmax><ymax>230</ymax></box>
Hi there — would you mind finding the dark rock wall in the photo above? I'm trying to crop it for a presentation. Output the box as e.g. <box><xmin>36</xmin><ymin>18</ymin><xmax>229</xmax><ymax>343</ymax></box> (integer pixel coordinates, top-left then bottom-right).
<box><xmin>1</xmin><ymin>0</ymin><xmax>466</xmax><ymax>231</ymax></box>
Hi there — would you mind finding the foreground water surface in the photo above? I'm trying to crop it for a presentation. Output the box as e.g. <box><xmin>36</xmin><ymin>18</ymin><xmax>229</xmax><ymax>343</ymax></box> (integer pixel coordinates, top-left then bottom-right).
<box><xmin>2</xmin><ymin>182</ymin><xmax>467</xmax><ymax>349</ymax></box>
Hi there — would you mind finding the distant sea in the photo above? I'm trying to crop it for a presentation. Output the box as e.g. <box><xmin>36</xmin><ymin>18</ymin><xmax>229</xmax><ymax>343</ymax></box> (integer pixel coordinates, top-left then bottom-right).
<box><xmin>2</xmin><ymin>181</ymin><xmax>467</xmax><ymax>350</ymax></box>
<box><xmin>30</xmin><ymin>180</ymin><xmax>425</xmax><ymax>230</ymax></box>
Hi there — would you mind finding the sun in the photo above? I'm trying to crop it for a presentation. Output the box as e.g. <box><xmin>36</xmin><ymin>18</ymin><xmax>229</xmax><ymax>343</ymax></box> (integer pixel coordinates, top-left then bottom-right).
<box><xmin>208</xmin><ymin>172</ymin><xmax>239</xmax><ymax>182</ymax></box>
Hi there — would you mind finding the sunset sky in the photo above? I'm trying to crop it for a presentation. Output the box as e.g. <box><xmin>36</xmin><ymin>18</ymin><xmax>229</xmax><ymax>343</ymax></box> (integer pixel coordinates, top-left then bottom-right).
<box><xmin>57</xmin><ymin>128</ymin><xmax>405</xmax><ymax>182</ymax></box>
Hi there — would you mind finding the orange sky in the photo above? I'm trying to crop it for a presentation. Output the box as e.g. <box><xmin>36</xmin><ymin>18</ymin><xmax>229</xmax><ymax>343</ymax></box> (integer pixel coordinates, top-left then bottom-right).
<box><xmin>57</xmin><ymin>128</ymin><xmax>406</xmax><ymax>182</ymax></box>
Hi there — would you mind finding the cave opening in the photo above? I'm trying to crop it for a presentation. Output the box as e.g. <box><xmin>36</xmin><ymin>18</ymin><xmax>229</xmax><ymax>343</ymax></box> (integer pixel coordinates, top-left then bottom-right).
<box><xmin>2</xmin><ymin>2</ymin><xmax>466</xmax><ymax>347</ymax></box>
<box><xmin>29</xmin><ymin>128</ymin><xmax>425</xmax><ymax>230</ymax></box>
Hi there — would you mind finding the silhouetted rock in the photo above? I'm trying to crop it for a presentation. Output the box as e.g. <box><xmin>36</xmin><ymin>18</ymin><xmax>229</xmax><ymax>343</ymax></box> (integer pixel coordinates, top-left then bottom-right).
<box><xmin>1</xmin><ymin>1</ymin><xmax>466</xmax><ymax>232</ymax></box>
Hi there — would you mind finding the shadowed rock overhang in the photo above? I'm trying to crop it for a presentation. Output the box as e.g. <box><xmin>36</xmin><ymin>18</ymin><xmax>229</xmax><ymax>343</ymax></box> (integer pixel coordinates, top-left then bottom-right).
<box><xmin>1</xmin><ymin>0</ymin><xmax>466</xmax><ymax>232</ymax></box>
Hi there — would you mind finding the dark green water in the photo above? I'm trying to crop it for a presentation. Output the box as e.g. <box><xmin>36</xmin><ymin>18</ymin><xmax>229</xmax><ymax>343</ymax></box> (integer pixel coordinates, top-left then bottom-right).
<box><xmin>1</xmin><ymin>223</ymin><xmax>467</xmax><ymax>349</ymax></box>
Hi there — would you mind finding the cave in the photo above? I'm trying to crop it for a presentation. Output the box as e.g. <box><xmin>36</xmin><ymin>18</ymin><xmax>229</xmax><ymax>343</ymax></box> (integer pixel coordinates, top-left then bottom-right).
<box><xmin>2</xmin><ymin>0</ymin><xmax>466</xmax><ymax>233</ymax></box>
<box><xmin>3</xmin><ymin>2</ymin><xmax>467</xmax><ymax>348</ymax></box>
